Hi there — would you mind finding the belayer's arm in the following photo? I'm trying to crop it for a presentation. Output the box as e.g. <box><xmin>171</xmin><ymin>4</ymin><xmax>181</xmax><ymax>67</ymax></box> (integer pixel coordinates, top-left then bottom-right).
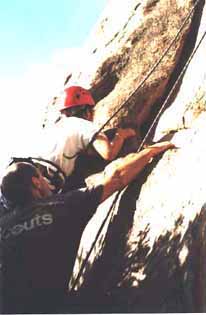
<box><xmin>98</xmin><ymin>141</ymin><xmax>175</xmax><ymax>202</ymax></box>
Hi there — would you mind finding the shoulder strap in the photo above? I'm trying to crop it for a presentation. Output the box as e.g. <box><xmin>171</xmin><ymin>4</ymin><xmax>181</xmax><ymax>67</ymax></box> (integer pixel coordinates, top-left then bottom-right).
<box><xmin>8</xmin><ymin>157</ymin><xmax>66</xmax><ymax>193</ymax></box>
<box><xmin>29</xmin><ymin>157</ymin><xmax>66</xmax><ymax>179</ymax></box>
<box><xmin>9</xmin><ymin>156</ymin><xmax>66</xmax><ymax>178</ymax></box>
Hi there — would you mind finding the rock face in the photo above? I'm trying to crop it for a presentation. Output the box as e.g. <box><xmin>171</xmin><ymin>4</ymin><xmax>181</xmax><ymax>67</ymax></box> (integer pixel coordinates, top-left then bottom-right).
<box><xmin>47</xmin><ymin>0</ymin><xmax>206</xmax><ymax>312</ymax></box>
<box><xmin>67</xmin><ymin>0</ymin><xmax>197</xmax><ymax>131</ymax></box>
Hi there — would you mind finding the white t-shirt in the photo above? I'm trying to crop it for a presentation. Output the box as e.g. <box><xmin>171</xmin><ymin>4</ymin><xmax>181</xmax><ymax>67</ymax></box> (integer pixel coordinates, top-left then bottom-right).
<box><xmin>40</xmin><ymin>117</ymin><xmax>98</xmax><ymax>176</ymax></box>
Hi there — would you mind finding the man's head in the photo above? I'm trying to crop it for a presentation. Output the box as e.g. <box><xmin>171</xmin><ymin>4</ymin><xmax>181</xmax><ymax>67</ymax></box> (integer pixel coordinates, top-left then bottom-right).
<box><xmin>1</xmin><ymin>162</ymin><xmax>52</xmax><ymax>207</ymax></box>
<box><xmin>60</xmin><ymin>86</ymin><xmax>95</xmax><ymax>121</ymax></box>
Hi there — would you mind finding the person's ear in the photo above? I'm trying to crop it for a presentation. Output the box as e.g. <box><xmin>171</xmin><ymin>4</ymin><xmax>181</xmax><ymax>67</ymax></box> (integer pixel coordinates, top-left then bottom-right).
<box><xmin>85</xmin><ymin>108</ymin><xmax>93</xmax><ymax>120</ymax></box>
<box><xmin>32</xmin><ymin>176</ymin><xmax>40</xmax><ymax>189</ymax></box>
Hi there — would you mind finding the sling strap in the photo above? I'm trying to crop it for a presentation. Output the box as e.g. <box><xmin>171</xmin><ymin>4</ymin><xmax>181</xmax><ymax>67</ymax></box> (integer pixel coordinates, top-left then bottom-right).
<box><xmin>8</xmin><ymin>156</ymin><xmax>67</xmax><ymax>193</ymax></box>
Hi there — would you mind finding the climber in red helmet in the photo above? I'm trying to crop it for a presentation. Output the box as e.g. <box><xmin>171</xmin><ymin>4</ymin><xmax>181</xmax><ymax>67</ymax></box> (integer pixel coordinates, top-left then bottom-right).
<box><xmin>41</xmin><ymin>86</ymin><xmax>136</xmax><ymax>190</ymax></box>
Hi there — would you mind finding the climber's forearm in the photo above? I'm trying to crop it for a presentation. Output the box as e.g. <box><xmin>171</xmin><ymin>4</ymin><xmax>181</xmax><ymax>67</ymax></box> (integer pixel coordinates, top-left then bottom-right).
<box><xmin>100</xmin><ymin>141</ymin><xmax>174</xmax><ymax>202</ymax></box>
<box><xmin>93</xmin><ymin>128</ymin><xmax>136</xmax><ymax>161</ymax></box>
<box><xmin>100</xmin><ymin>150</ymin><xmax>151</xmax><ymax>202</ymax></box>
<box><xmin>92</xmin><ymin>132</ymin><xmax>124</xmax><ymax>161</ymax></box>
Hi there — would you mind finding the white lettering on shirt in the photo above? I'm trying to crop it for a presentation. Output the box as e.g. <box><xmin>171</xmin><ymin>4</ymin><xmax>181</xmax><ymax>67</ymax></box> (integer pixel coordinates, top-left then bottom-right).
<box><xmin>0</xmin><ymin>213</ymin><xmax>53</xmax><ymax>241</ymax></box>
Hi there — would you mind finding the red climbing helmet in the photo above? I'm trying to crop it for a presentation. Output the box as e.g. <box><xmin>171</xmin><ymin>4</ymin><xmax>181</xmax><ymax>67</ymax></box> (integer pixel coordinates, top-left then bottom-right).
<box><xmin>60</xmin><ymin>86</ymin><xmax>95</xmax><ymax>112</ymax></box>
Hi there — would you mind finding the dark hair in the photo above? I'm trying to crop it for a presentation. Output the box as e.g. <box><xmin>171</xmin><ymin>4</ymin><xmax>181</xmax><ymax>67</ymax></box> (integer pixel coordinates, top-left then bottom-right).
<box><xmin>63</xmin><ymin>104</ymin><xmax>94</xmax><ymax>119</ymax></box>
<box><xmin>1</xmin><ymin>162</ymin><xmax>39</xmax><ymax>207</ymax></box>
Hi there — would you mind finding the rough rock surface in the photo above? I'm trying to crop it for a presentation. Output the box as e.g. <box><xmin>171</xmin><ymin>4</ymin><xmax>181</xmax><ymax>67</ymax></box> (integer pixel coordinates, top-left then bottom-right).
<box><xmin>45</xmin><ymin>0</ymin><xmax>196</xmax><ymax>132</ymax></box>
<box><xmin>47</xmin><ymin>0</ymin><xmax>206</xmax><ymax>312</ymax></box>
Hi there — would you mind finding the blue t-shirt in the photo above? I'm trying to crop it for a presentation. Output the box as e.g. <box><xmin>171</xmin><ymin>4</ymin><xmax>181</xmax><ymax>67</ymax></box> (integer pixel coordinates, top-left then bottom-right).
<box><xmin>0</xmin><ymin>185</ymin><xmax>102</xmax><ymax>313</ymax></box>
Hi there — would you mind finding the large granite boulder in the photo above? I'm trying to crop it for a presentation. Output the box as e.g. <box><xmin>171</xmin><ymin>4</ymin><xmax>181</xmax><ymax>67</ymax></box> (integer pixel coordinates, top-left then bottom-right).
<box><xmin>46</xmin><ymin>0</ymin><xmax>206</xmax><ymax>312</ymax></box>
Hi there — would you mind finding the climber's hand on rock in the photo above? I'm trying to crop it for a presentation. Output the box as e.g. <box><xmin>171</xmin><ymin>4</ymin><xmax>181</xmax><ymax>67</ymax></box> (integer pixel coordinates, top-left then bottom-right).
<box><xmin>147</xmin><ymin>141</ymin><xmax>175</xmax><ymax>158</ymax></box>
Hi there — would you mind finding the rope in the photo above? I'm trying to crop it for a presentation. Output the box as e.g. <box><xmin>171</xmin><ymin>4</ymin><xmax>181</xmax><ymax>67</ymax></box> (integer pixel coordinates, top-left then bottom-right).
<box><xmin>137</xmin><ymin>21</ymin><xmax>206</xmax><ymax>152</ymax></box>
<box><xmin>48</xmin><ymin>0</ymin><xmax>199</xmax><ymax>160</ymax></box>
<box><xmin>130</xmin><ymin>29</ymin><xmax>206</xmax><ymax>312</ymax></box>
<box><xmin>69</xmin><ymin>190</ymin><xmax>121</xmax><ymax>292</ymax></box>
<box><xmin>88</xmin><ymin>0</ymin><xmax>201</xmax><ymax>146</ymax></box>
<box><xmin>69</xmin><ymin>0</ymin><xmax>205</xmax><ymax>292</ymax></box>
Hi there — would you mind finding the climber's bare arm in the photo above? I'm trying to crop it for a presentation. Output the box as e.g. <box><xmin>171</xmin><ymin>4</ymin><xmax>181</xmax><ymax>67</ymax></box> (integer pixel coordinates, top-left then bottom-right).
<box><xmin>92</xmin><ymin>128</ymin><xmax>136</xmax><ymax>161</ymax></box>
<box><xmin>98</xmin><ymin>141</ymin><xmax>174</xmax><ymax>202</ymax></box>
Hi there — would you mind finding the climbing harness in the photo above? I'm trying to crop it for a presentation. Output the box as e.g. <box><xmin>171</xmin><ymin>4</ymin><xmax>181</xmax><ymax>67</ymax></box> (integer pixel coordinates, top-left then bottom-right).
<box><xmin>69</xmin><ymin>0</ymin><xmax>206</xmax><ymax>292</ymax></box>
<box><xmin>8</xmin><ymin>157</ymin><xmax>66</xmax><ymax>193</ymax></box>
